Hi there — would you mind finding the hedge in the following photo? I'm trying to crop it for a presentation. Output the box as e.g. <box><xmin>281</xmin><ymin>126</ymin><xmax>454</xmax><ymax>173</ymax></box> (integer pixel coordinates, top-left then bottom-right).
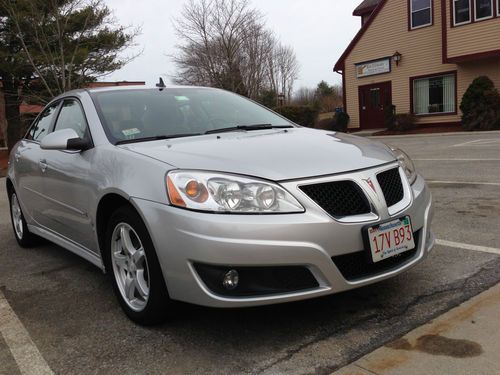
<box><xmin>273</xmin><ymin>105</ymin><xmax>318</xmax><ymax>128</ymax></box>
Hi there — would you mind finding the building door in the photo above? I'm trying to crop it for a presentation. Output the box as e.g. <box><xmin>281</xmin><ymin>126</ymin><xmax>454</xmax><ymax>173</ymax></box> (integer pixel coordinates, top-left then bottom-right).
<box><xmin>358</xmin><ymin>81</ymin><xmax>392</xmax><ymax>129</ymax></box>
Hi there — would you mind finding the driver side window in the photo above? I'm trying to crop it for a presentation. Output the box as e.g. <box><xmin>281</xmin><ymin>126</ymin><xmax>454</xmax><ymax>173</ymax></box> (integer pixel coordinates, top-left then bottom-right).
<box><xmin>26</xmin><ymin>103</ymin><xmax>59</xmax><ymax>142</ymax></box>
<box><xmin>54</xmin><ymin>99</ymin><xmax>89</xmax><ymax>139</ymax></box>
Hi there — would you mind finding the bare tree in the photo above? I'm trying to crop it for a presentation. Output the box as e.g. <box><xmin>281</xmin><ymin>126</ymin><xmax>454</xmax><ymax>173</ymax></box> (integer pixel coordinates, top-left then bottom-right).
<box><xmin>240</xmin><ymin>23</ymin><xmax>275</xmax><ymax>99</ymax></box>
<box><xmin>171</xmin><ymin>0</ymin><xmax>299</xmax><ymax>102</ymax></box>
<box><xmin>293</xmin><ymin>87</ymin><xmax>316</xmax><ymax>106</ymax></box>
<box><xmin>270</xmin><ymin>44</ymin><xmax>299</xmax><ymax>103</ymax></box>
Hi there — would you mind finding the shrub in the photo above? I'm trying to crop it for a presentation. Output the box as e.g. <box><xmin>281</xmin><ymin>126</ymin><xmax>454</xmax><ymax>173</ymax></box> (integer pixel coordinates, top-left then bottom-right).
<box><xmin>384</xmin><ymin>104</ymin><xmax>396</xmax><ymax>129</ymax></box>
<box><xmin>332</xmin><ymin>112</ymin><xmax>350</xmax><ymax>132</ymax></box>
<box><xmin>388</xmin><ymin>113</ymin><xmax>416</xmax><ymax>132</ymax></box>
<box><xmin>460</xmin><ymin>76</ymin><xmax>500</xmax><ymax>131</ymax></box>
<box><xmin>273</xmin><ymin>105</ymin><xmax>319</xmax><ymax>128</ymax></box>
<box><xmin>315</xmin><ymin>116</ymin><xmax>335</xmax><ymax>130</ymax></box>
<box><xmin>257</xmin><ymin>90</ymin><xmax>278</xmax><ymax>109</ymax></box>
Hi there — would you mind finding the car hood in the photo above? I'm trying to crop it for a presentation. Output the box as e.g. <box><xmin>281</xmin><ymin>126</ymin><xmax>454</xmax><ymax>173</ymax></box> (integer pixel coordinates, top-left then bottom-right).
<box><xmin>120</xmin><ymin>128</ymin><xmax>396</xmax><ymax>181</ymax></box>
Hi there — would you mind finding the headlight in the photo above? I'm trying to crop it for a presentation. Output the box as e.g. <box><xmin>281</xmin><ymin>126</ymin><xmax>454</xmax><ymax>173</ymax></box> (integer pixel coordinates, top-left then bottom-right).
<box><xmin>166</xmin><ymin>170</ymin><xmax>304</xmax><ymax>213</ymax></box>
<box><xmin>391</xmin><ymin>147</ymin><xmax>417</xmax><ymax>184</ymax></box>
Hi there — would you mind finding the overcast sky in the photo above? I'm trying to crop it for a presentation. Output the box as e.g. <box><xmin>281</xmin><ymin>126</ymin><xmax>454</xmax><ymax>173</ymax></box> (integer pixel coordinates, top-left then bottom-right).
<box><xmin>103</xmin><ymin>0</ymin><xmax>361</xmax><ymax>90</ymax></box>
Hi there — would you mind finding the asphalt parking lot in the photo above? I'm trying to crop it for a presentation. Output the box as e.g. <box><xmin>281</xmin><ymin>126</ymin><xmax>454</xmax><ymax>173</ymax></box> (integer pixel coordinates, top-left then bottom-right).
<box><xmin>1</xmin><ymin>131</ymin><xmax>499</xmax><ymax>375</ymax></box>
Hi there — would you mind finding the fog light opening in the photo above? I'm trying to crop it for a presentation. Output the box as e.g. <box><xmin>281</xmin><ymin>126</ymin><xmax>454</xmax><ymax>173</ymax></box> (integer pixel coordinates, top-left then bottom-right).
<box><xmin>222</xmin><ymin>269</ymin><xmax>239</xmax><ymax>290</ymax></box>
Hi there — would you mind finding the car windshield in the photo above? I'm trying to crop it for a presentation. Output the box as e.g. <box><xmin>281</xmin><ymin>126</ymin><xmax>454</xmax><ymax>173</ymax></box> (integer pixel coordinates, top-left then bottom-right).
<box><xmin>91</xmin><ymin>88</ymin><xmax>294</xmax><ymax>144</ymax></box>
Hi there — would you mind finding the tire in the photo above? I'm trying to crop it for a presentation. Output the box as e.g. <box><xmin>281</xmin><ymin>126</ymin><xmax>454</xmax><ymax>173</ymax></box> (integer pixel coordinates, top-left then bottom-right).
<box><xmin>8</xmin><ymin>189</ymin><xmax>41</xmax><ymax>247</ymax></box>
<box><xmin>105</xmin><ymin>205</ymin><xmax>175</xmax><ymax>325</ymax></box>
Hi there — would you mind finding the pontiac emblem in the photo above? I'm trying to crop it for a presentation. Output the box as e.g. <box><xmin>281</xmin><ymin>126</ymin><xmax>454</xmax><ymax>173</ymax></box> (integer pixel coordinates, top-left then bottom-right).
<box><xmin>363</xmin><ymin>178</ymin><xmax>376</xmax><ymax>193</ymax></box>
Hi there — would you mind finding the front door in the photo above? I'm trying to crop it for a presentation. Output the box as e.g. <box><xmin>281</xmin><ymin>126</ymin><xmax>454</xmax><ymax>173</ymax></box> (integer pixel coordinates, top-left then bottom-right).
<box><xmin>38</xmin><ymin>99</ymin><xmax>97</xmax><ymax>252</ymax></box>
<box><xmin>358</xmin><ymin>81</ymin><xmax>392</xmax><ymax>129</ymax></box>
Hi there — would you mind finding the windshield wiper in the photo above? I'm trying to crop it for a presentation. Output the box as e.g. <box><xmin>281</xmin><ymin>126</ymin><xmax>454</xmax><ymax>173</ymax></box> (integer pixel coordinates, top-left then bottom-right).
<box><xmin>204</xmin><ymin>124</ymin><xmax>293</xmax><ymax>135</ymax></box>
<box><xmin>115</xmin><ymin>133</ymin><xmax>201</xmax><ymax>145</ymax></box>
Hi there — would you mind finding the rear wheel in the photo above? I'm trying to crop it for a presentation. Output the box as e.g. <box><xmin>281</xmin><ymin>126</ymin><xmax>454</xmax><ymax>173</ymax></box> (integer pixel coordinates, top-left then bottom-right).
<box><xmin>106</xmin><ymin>206</ymin><xmax>174</xmax><ymax>325</ymax></box>
<box><xmin>8</xmin><ymin>190</ymin><xmax>40</xmax><ymax>247</ymax></box>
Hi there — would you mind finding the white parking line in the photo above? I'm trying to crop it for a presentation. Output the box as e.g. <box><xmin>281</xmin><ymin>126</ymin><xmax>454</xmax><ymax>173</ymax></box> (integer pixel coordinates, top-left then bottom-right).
<box><xmin>414</xmin><ymin>158</ymin><xmax>500</xmax><ymax>161</ymax></box>
<box><xmin>0</xmin><ymin>291</ymin><xmax>53</xmax><ymax>375</ymax></box>
<box><xmin>436</xmin><ymin>239</ymin><xmax>500</xmax><ymax>256</ymax></box>
<box><xmin>452</xmin><ymin>139</ymin><xmax>500</xmax><ymax>147</ymax></box>
<box><xmin>451</xmin><ymin>139</ymin><xmax>483</xmax><ymax>147</ymax></box>
<box><xmin>427</xmin><ymin>180</ymin><xmax>500</xmax><ymax>186</ymax></box>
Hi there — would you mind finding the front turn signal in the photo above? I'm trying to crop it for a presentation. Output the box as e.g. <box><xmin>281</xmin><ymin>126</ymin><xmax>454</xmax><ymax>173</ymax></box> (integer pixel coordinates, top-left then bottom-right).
<box><xmin>166</xmin><ymin>176</ymin><xmax>186</xmax><ymax>207</ymax></box>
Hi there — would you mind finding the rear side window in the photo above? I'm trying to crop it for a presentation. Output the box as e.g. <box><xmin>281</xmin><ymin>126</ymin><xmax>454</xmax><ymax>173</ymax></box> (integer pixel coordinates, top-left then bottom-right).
<box><xmin>54</xmin><ymin>99</ymin><xmax>89</xmax><ymax>139</ymax></box>
<box><xmin>26</xmin><ymin>103</ymin><xmax>59</xmax><ymax>141</ymax></box>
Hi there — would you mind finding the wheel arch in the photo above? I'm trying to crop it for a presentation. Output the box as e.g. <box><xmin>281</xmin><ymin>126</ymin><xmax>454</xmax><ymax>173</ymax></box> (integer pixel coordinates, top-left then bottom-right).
<box><xmin>6</xmin><ymin>178</ymin><xmax>14</xmax><ymax>197</ymax></box>
<box><xmin>96</xmin><ymin>192</ymin><xmax>135</xmax><ymax>271</ymax></box>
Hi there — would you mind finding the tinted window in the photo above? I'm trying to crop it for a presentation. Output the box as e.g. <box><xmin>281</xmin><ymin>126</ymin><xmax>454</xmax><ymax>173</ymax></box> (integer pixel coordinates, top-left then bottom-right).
<box><xmin>92</xmin><ymin>88</ymin><xmax>292</xmax><ymax>144</ymax></box>
<box><xmin>454</xmin><ymin>0</ymin><xmax>471</xmax><ymax>24</ymax></box>
<box><xmin>475</xmin><ymin>0</ymin><xmax>492</xmax><ymax>19</ymax></box>
<box><xmin>26</xmin><ymin>103</ymin><xmax>59</xmax><ymax>141</ymax></box>
<box><xmin>370</xmin><ymin>88</ymin><xmax>380</xmax><ymax>109</ymax></box>
<box><xmin>54</xmin><ymin>99</ymin><xmax>88</xmax><ymax>139</ymax></box>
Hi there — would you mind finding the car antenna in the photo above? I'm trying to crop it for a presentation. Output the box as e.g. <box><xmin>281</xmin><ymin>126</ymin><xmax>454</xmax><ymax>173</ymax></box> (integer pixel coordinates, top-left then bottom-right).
<box><xmin>156</xmin><ymin>77</ymin><xmax>166</xmax><ymax>90</ymax></box>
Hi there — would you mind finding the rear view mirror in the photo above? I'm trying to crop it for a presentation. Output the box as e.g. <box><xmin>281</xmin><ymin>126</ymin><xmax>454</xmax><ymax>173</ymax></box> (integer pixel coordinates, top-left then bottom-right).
<box><xmin>40</xmin><ymin>129</ymin><xmax>91</xmax><ymax>151</ymax></box>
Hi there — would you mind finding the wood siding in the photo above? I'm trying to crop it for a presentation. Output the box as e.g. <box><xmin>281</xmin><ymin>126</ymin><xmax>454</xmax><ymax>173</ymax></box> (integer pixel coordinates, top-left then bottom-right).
<box><xmin>447</xmin><ymin>1</ymin><xmax>500</xmax><ymax>59</ymax></box>
<box><xmin>343</xmin><ymin>0</ymin><xmax>500</xmax><ymax>129</ymax></box>
<box><xmin>456</xmin><ymin>58</ymin><xmax>500</xmax><ymax>103</ymax></box>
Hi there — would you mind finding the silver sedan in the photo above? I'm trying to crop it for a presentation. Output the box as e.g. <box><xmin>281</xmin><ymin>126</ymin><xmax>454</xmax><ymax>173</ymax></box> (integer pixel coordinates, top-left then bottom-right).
<box><xmin>6</xmin><ymin>86</ymin><xmax>434</xmax><ymax>324</ymax></box>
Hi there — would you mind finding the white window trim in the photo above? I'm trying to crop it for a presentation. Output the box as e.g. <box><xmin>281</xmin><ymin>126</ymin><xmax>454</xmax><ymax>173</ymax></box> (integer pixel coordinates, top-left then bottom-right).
<box><xmin>453</xmin><ymin>0</ymin><xmax>472</xmax><ymax>26</ymax></box>
<box><xmin>474</xmin><ymin>0</ymin><xmax>494</xmax><ymax>21</ymax></box>
<box><xmin>410</xmin><ymin>0</ymin><xmax>433</xmax><ymax>30</ymax></box>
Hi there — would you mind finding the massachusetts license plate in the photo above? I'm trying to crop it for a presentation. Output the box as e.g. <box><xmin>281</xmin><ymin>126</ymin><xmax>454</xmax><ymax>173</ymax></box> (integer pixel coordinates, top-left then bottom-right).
<box><xmin>366</xmin><ymin>216</ymin><xmax>415</xmax><ymax>263</ymax></box>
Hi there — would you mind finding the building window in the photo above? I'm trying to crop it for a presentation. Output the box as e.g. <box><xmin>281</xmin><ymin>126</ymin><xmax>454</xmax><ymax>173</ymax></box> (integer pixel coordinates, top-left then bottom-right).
<box><xmin>453</xmin><ymin>0</ymin><xmax>471</xmax><ymax>25</ymax></box>
<box><xmin>413</xmin><ymin>74</ymin><xmax>456</xmax><ymax>115</ymax></box>
<box><xmin>498</xmin><ymin>0</ymin><xmax>500</xmax><ymax>16</ymax></box>
<box><xmin>410</xmin><ymin>0</ymin><xmax>432</xmax><ymax>29</ymax></box>
<box><xmin>475</xmin><ymin>0</ymin><xmax>493</xmax><ymax>20</ymax></box>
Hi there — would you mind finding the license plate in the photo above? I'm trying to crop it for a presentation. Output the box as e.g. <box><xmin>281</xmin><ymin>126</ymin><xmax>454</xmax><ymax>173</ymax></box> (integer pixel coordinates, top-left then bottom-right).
<box><xmin>365</xmin><ymin>216</ymin><xmax>415</xmax><ymax>263</ymax></box>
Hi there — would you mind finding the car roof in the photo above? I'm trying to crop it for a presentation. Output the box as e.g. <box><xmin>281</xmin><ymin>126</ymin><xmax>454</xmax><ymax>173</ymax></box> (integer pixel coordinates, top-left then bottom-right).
<box><xmin>53</xmin><ymin>85</ymin><xmax>214</xmax><ymax>101</ymax></box>
<box><xmin>85</xmin><ymin>85</ymin><xmax>211</xmax><ymax>94</ymax></box>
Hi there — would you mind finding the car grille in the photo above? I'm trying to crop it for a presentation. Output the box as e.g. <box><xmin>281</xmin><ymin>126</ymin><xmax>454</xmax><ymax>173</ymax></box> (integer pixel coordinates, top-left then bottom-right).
<box><xmin>377</xmin><ymin>167</ymin><xmax>404</xmax><ymax>207</ymax></box>
<box><xmin>300</xmin><ymin>181</ymin><xmax>371</xmax><ymax>217</ymax></box>
<box><xmin>332</xmin><ymin>230</ymin><xmax>421</xmax><ymax>281</ymax></box>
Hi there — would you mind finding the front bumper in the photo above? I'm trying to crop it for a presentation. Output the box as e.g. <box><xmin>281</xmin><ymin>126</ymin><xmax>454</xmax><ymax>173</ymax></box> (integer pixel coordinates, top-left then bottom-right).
<box><xmin>132</xmin><ymin>164</ymin><xmax>434</xmax><ymax>308</ymax></box>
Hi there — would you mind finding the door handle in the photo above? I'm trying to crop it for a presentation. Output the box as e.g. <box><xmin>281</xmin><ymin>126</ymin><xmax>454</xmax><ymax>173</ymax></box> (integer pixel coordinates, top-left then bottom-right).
<box><xmin>39</xmin><ymin>159</ymin><xmax>48</xmax><ymax>173</ymax></box>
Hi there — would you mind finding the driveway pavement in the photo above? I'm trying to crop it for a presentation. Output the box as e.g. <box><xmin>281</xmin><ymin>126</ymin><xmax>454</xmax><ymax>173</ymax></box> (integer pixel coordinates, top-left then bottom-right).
<box><xmin>0</xmin><ymin>131</ymin><xmax>499</xmax><ymax>375</ymax></box>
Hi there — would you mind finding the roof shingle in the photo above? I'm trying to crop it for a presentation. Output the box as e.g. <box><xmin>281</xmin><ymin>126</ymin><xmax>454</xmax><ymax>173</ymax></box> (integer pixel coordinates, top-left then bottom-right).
<box><xmin>353</xmin><ymin>0</ymin><xmax>381</xmax><ymax>16</ymax></box>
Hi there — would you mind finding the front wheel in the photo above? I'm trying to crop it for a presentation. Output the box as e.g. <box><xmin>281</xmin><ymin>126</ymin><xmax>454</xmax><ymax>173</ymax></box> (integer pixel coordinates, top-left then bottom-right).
<box><xmin>106</xmin><ymin>206</ymin><xmax>175</xmax><ymax>325</ymax></box>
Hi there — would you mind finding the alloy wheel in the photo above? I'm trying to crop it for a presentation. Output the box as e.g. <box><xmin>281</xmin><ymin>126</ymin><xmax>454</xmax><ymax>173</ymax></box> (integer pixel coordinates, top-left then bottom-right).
<box><xmin>11</xmin><ymin>193</ymin><xmax>24</xmax><ymax>240</ymax></box>
<box><xmin>111</xmin><ymin>223</ymin><xmax>150</xmax><ymax>312</ymax></box>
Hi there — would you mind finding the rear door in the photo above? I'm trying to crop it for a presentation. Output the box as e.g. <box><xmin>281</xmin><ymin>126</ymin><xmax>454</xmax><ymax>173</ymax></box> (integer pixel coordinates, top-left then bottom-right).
<box><xmin>37</xmin><ymin>98</ymin><xmax>97</xmax><ymax>252</ymax></box>
<box><xmin>13</xmin><ymin>102</ymin><xmax>60</xmax><ymax>224</ymax></box>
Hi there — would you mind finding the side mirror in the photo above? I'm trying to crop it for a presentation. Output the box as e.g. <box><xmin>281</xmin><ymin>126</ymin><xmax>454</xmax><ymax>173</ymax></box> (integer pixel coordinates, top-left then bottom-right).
<box><xmin>40</xmin><ymin>129</ymin><xmax>91</xmax><ymax>151</ymax></box>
